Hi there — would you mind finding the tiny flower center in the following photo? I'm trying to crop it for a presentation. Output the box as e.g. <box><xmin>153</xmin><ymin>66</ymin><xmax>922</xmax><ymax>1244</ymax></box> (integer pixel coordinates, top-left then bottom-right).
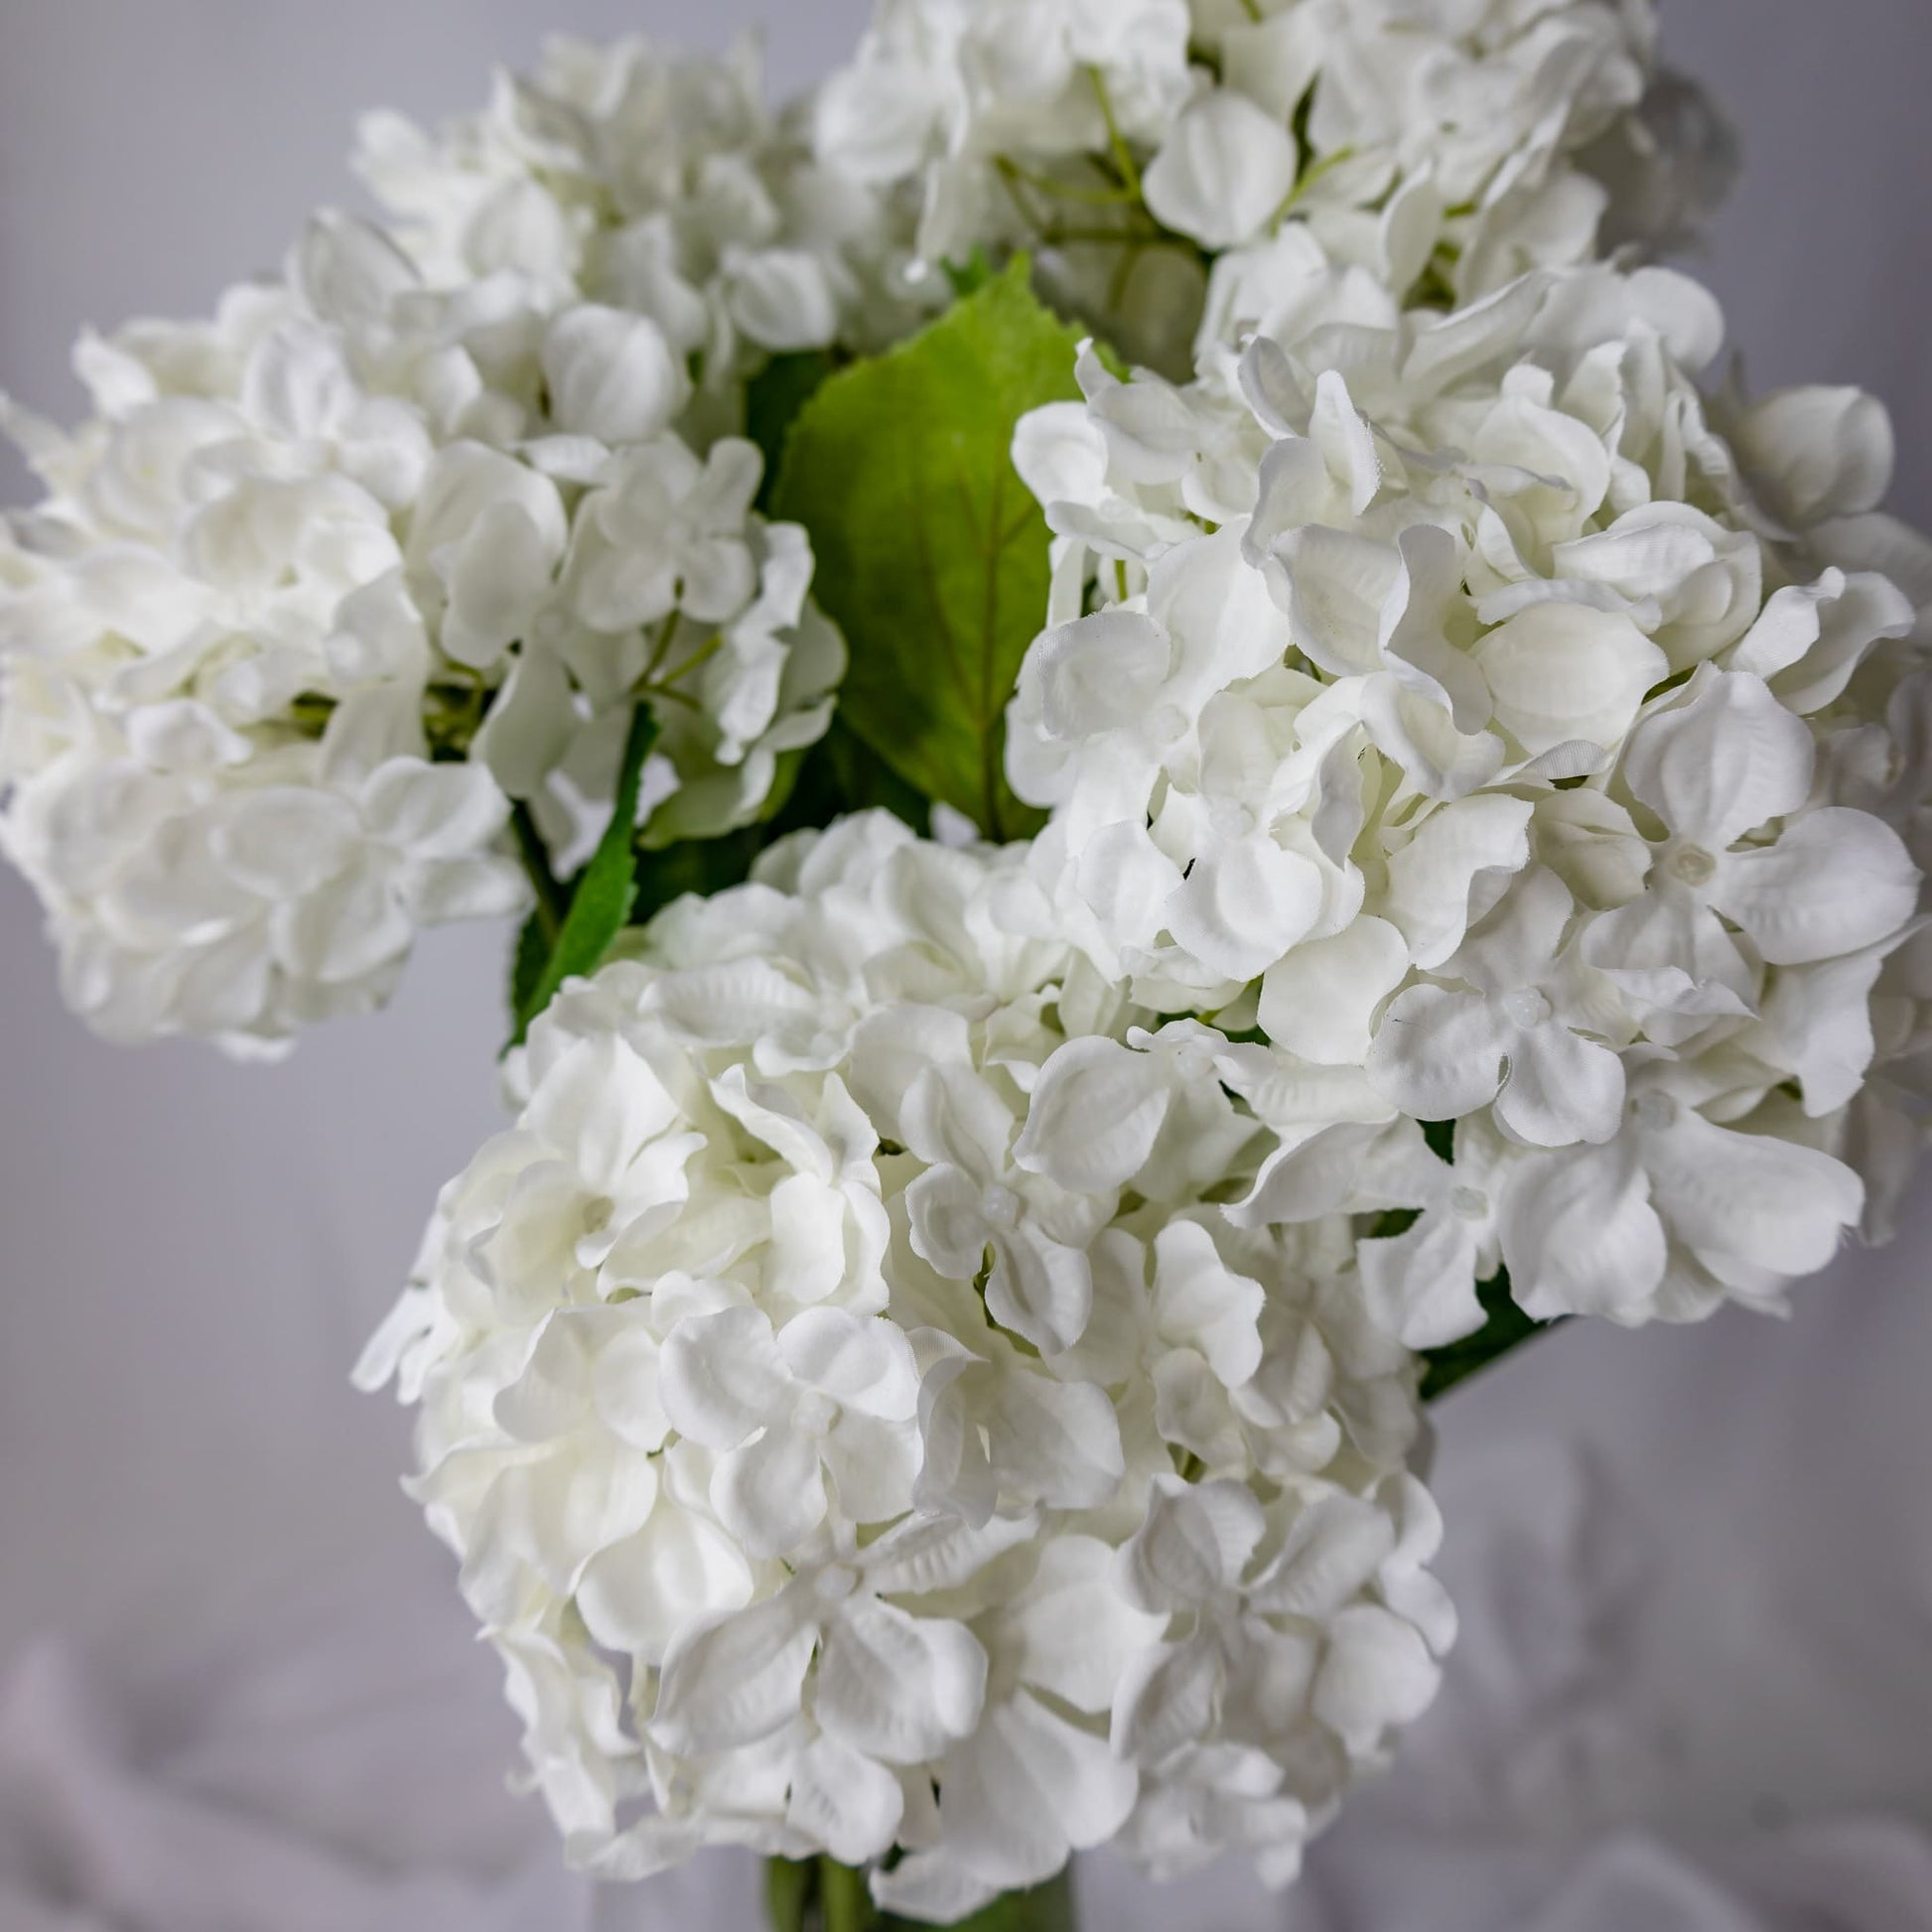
<box><xmin>1451</xmin><ymin>1185</ymin><xmax>1490</xmax><ymax>1221</ymax></box>
<box><xmin>1634</xmin><ymin>1090</ymin><xmax>1679</xmax><ymax>1133</ymax></box>
<box><xmin>792</xmin><ymin>1392</ymin><xmax>840</xmax><ymax>1440</ymax></box>
<box><xmin>981</xmin><ymin>1183</ymin><xmax>1022</xmax><ymax>1230</ymax></box>
<box><xmin>814</xmin><ymin>1564</ymin><xmax>859</xmax><ymax>1606</ymax></box>
<box><xmin>1670</xmin><ymin>842</ymin><xmax>1718</xmax><ymax>887</ymax></box>
<box><xmin>1503</xmin><ymin>986</ymin><xmax>1552</xmax><ymax>1030</ymax></box>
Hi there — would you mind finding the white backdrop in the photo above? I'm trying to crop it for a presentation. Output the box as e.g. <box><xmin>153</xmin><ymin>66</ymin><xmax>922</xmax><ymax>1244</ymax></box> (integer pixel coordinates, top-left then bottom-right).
<box><xmin>3</xmin><ymin>3</ymin><xmax>1932</xmax><ymax>1927</ymax></box>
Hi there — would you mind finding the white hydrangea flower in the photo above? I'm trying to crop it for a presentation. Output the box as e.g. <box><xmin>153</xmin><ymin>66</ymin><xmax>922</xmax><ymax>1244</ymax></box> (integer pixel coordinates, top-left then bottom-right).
<box><xmin>358</xmin><ymin>812</ymin><xmax>1450</xmax><ymax>1917</ymax></box>
<box><xmin>1006</xmin><ymin>249</ymin><xmax>1930</xmax><ymax>1337</ymax></box>
<box><xmin>354</xmin><ymin>32</ymin><xmax>929</xmax><ymax>380</ymax></box>
<box><xmin>1</xmin><ymin>194</ymin><xmax>843</xmax><ymax>1049</ymax></box>
<box><xmin>819</xmin><ymin>0</ymin><xmax>1718</xmax><ymax>372</ymax></box>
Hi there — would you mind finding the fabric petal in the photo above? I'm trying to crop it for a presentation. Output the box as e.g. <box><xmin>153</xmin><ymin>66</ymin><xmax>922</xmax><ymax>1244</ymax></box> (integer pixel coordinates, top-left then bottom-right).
<box><xmin>1710</xmin><ymin>807</ymin><xmax>1919</xmax><ymax>964</ymax></box>
<box><xmin>816</xmin><ymin>1597</ymin><xmax>988</xmax><ymax>1766</ymax></box>
<box><xmin>1493</xmin><ymin>1021</ymin><xmax>1626</xmax><ymax>1148</ymax></box>
<box><xmin>657</xmin><ymin>1306</ymin><xmax>791</xmax><ymax>1451</ymax></box>
<box><xmin>1013</xmin><ymin>1036</ymin><xmax>1173</xmax><ymax>1192</ymax></box>
<box><xmin>1259</xmin><ymin>915</ymin><xmax>1411</xmax><ymax>1067</ymax></box>
<box><xmin>649</xmin><ymin>1586</ymin><xmax>818</xmax><ymax>1755</ymax></box>
<box><xmin>1497</xmin><ymin>1140</ymin><xmax>1668</xmax><ymax>1320</ymax></box>
<box><xmin>1366</xmin><ymin>984</ymin><xmax>1513</xmax><ymax>1123</ymax></box>
<box><xmin>1620</xmin><ymin>668</ymin><xmax>1813</xmax><ymax>850</ymax></box>
<box><xmin>711</xmin><ymin>1424</ymin><xmax>827</xmax><ymax>1560</ymax></box>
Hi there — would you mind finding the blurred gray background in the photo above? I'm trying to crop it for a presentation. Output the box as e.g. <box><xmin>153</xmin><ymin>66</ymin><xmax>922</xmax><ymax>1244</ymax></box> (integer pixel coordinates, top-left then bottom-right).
<box><xmin>2</xmin><ymin>3</ymin><xmax>1932</xmax><ymax>1927</ymax></box>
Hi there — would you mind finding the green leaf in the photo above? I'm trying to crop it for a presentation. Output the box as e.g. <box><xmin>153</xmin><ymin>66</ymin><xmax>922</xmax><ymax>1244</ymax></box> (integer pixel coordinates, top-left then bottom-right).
<box><xmin>810</xmin><ymin>716</ymin><xmax>930</xmax><ymax>831</ymax></box>
<box><xmin>507</xmin><ymin>907</ymin><xmax>549</xmax><ymax>1023</ymax></box>
<box><xmin>942</xmin><ymin>244</ymin><xmax>998</xmax><ymax>300</ymax></box>
<box><xmin>746</xmin><ymin>349</ymin><xmax>840</xmax><ymax>511</ymax></box>
<box><xmin>772</xmin><ymin>258</ymin><xmax>1084</xmax><ymax>840</ymax></box>
<box><xmin>509</xmin><ymin>704</ymin><xmax>659</xmax><ymax>1044</ymax></box>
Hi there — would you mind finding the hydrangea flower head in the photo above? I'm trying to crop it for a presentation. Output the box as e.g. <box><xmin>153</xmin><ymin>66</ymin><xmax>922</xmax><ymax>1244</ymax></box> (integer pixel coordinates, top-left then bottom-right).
<box><xmin>1004</xmin><ymin>249</ymin><xmax>1931</xmax><ymax>1337</ymax></box>
<box><xmin>358</xmin><ymin>812</ymin><xmax>1452</xmax><ymax>1917</ymax></box>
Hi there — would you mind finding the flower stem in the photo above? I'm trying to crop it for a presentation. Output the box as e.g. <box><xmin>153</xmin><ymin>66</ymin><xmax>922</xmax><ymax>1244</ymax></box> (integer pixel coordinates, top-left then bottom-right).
<box><xmin>1085</xmin><ymin>69</ymin><xmax>1143</xmax><ymax>204</ymax></box>
<box><xmin>763</xmin><ymin>1861</ymin><xmax>1078</xmax><ymax>1932</ymax></box>
<box><xmin>822</xmin><ymin>1858</ymin><xmax>879</xmax><ymax>1932</ymax></box>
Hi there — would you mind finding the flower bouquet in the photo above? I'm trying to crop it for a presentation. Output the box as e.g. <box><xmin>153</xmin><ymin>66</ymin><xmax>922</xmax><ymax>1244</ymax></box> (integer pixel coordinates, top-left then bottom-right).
<box><xmin>5</xmin><ymin>3</ymin><xmax>1928</xmax><ymax>1928</ymax></box>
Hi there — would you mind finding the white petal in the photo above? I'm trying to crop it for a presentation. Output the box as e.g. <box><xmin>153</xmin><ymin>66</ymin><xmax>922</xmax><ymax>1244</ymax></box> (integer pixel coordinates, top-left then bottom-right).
<box><xmin>577</xmin><ymin>1501</ymin><xmax>756</xmax><ymax>1668</ymax></box>
<box><xmin>847</xmin><ymin>1005</ymin><xmax>973</xmax><ymax>1138</ymax></box>
<box><xmin>1260</xmin><ymin>916</ymin><xmax>1411</xmax><ymax>1068</ymax></box>
<box><xmin>542</xmin><ymin>305</ymin><xmax>688</xmax><ymax>445</ymax></box>
<box><xmin>1151</xmin><ymin>1220</ymin><xmax>1264</xmax><ymax>1388</ymax></box>
<box><xmin>1000</xmin><ymin>1537</ymin><xmax>1169</xmax><ymax>1717</ymax></box>
<box><xmin>786</xmin><ymin>1734</ymin><xmax>903</xmax><ymax>1866</ymax></box>
<box><xmin>777</xmin><ymin>1307</ymin><xmax>918</xmax><ymax>1417</ymax></box>
<box><xmin>270</xmin><ymin>857</ymin><xmax>412</xmax><ymax>984</ymax></box>
<box><xmin>1475</xmin><ymin>603</ymin><xmax>1668</xmax><ymax>757</ymax></box>
<box><xmin>727</xmin><ymin>248</ymin><xmax>841</xmax><ymax>352</ymax></box>
<box><xmin>1014</xmin><ymin>1036</ymin><xmax>1173</xmax><ymax>1192</ymax></box>
<box><xmin>1710</xmin><ymin>808</ymin><xmax>1919</xmax><ymax>965</ymax></box>
<box><xmin>1620</xmin><ymin>668</ymin><xmax>1813</xmax><ymax>851</ymax></box>
<box><xmin>821</xmin><ymin>1413</ymin><xmax>920</xmax><ymax>1525</ymax></box>
<box><xmin>1312</xmin><ymin>1604</ymin><xmax>1441</xmax><ymax>1758</ymax></box>
<box><xmin>649</xmin><ymin>1586</ymin><xmax>818</xmax><ymax>1754</ymax></box>
<box><xmin>1497</xmin><ymin>1141</ymin><xmax>1667</xmax><ymax>1320</ymax></box>
<box><xmin>1358</xmin><ymin>1210</ymin><xmax>1488</xmax><ymax>1349</ymax></box>
<box><xmin>1165</xmin><ymin>834</ymin><xmax>1326</xmax><ymax>983</ymax></box>
<box><xmin>1144</xmin><ymin>92</ymin><xmax>1299</xmax><ymax>250</ymax></box>
<box><xmin>1111</xmin><ymin>1637</ymin><xmax>1221</xmax><ymax>1763</ymax></box>
<box><xmin>206</xmin><ymin>788</ymin><xmax>359</xmax><ymax>899</ymax></box>
<box><xmin>1250</xmin><ymin>1493</ymin><xmax>1396</xmax><ymax>1622</ymax></box>
<box><xmin>861</xmin><ymin>1508</ymin><xmax>1040</xmax><ymax>1599</ymax></box>
<box><xmin>1118</xmin><ymin>1474</ymin><xmax>1261</xmax><ymax>1613</ymax></box>
<box><xmin>764</xmin><ymin>1173</ymin><xmax>852</xmax><ymax>1307</ymax></box>
<box><xmin>1492</xmin><ymin>1022</ymin><xmax>1626</xmax><ymax>1149</ymax></box>
<box><xmin>816</xmin><ymin>1597</ymin><xmax>988</xmax><ymax>1765</ymax></box>
<box><xmin>904</xmin><ymin>1165</ymin><xmax>994</xmax><ymax>1282</ymax></box>
<box><xmin>901</xmin><ymin>1063</ymin><xmax>1014</xmax><ymax>1179</ymax></box>
<box><xmin>1366</xmin><ymin>984</ymin><xmax>1513</xmax><ymax>1123</ymax></box>
<box><xmin>1380</xmin><ymin>795</ymin><xmax>1533</xmax><ymax>970</ymax></box>
<box><xmin>1759</xmin><ymin>946</ymin><xmax>1890</xmax><ymax>1116</ymax></box>
<box><xmin>360</xmin><ymin>757</ymin><xmax>509</xmax><ymax>861</ymax></box>
<box><xmin>1273</xmin><ymin>525</ymin><xmax>1400</xmax><ymax>680</ymax></box>
<box><xmin>713</xmin><ymin>1424</ymin><xmax>827</xmax><ymax>1560</ymax></box>
<box><xmin>657</xmin><ymin>1305</ymin><xmax>790</xmax><ymax>1451</ymax></box>
<box><xmin>1734</xmin><ymin>384</ymin><xmax>1893</xmax><ymax>526</ymax></box>
<box><xmin>989</xmin><ymin>1368</ymin><xmax>1125</xmax><ymax>1511</ymax></box>
<box><xmin>988</xmin><ymin>1226</ymin><xmax>1095</xmax><ymax>1358</ymax></box>
<box><xmin>525</xmin><ymin>1034</ymin><xmax>683</xmax><ymax>1201</ymax></box>
<box><xmin>1647</xmin><ymin>1109</ymin><xmax>1863</xmax><ymax>1285</ymax></box>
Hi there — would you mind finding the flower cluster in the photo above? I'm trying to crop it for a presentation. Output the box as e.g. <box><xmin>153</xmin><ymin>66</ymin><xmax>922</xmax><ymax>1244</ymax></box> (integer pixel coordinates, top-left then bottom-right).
<box><xmin>1006</xmin><ymin>246</ymin><xmax>1932</xmax><ymax>1337</ymax></box>
<box><xmin>354</xmin><ymin>32</ymin><xmax>935</xmax><ymax>378</ymax></box>
<box><xmin>817</xmin><ymin>0</ymin><xmax>1731</xmax><ymax>371</ymax></box>
<box><xmin>0</xmin><ymin>44</ymin><xmax>850</xmax><ymax>1052</ymax></box>
<box><xmin>15</xmin><ymin>0</ymin><xmax>1929</xmax><ymax>1914</ymax></box>
<box><xmin>358</xmin><ymin>813</ymin><xmax>1453</xmax><ymax>1918</ymax></box>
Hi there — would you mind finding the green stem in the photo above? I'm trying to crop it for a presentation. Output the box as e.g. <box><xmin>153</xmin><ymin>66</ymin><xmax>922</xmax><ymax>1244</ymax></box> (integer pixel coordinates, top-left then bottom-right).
<box><xmin>763</xmin><ymin>1862</ymin><xmax>1078</xmax><ymax>1932</ymax></box>
<box><xmin>994</xmin><ymin>153</ymin><xmax>1137</xmax><ymax>210</ymax></box>
<box><xmin>1085</xmin><ymin>69</ymin><xmax>1143</xmax><ymax>204</ymax></box>
<box><xmin>822</xmin><ymin>1858</ymin><xmax>880</xmax><ymax>1932</ymax></box>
